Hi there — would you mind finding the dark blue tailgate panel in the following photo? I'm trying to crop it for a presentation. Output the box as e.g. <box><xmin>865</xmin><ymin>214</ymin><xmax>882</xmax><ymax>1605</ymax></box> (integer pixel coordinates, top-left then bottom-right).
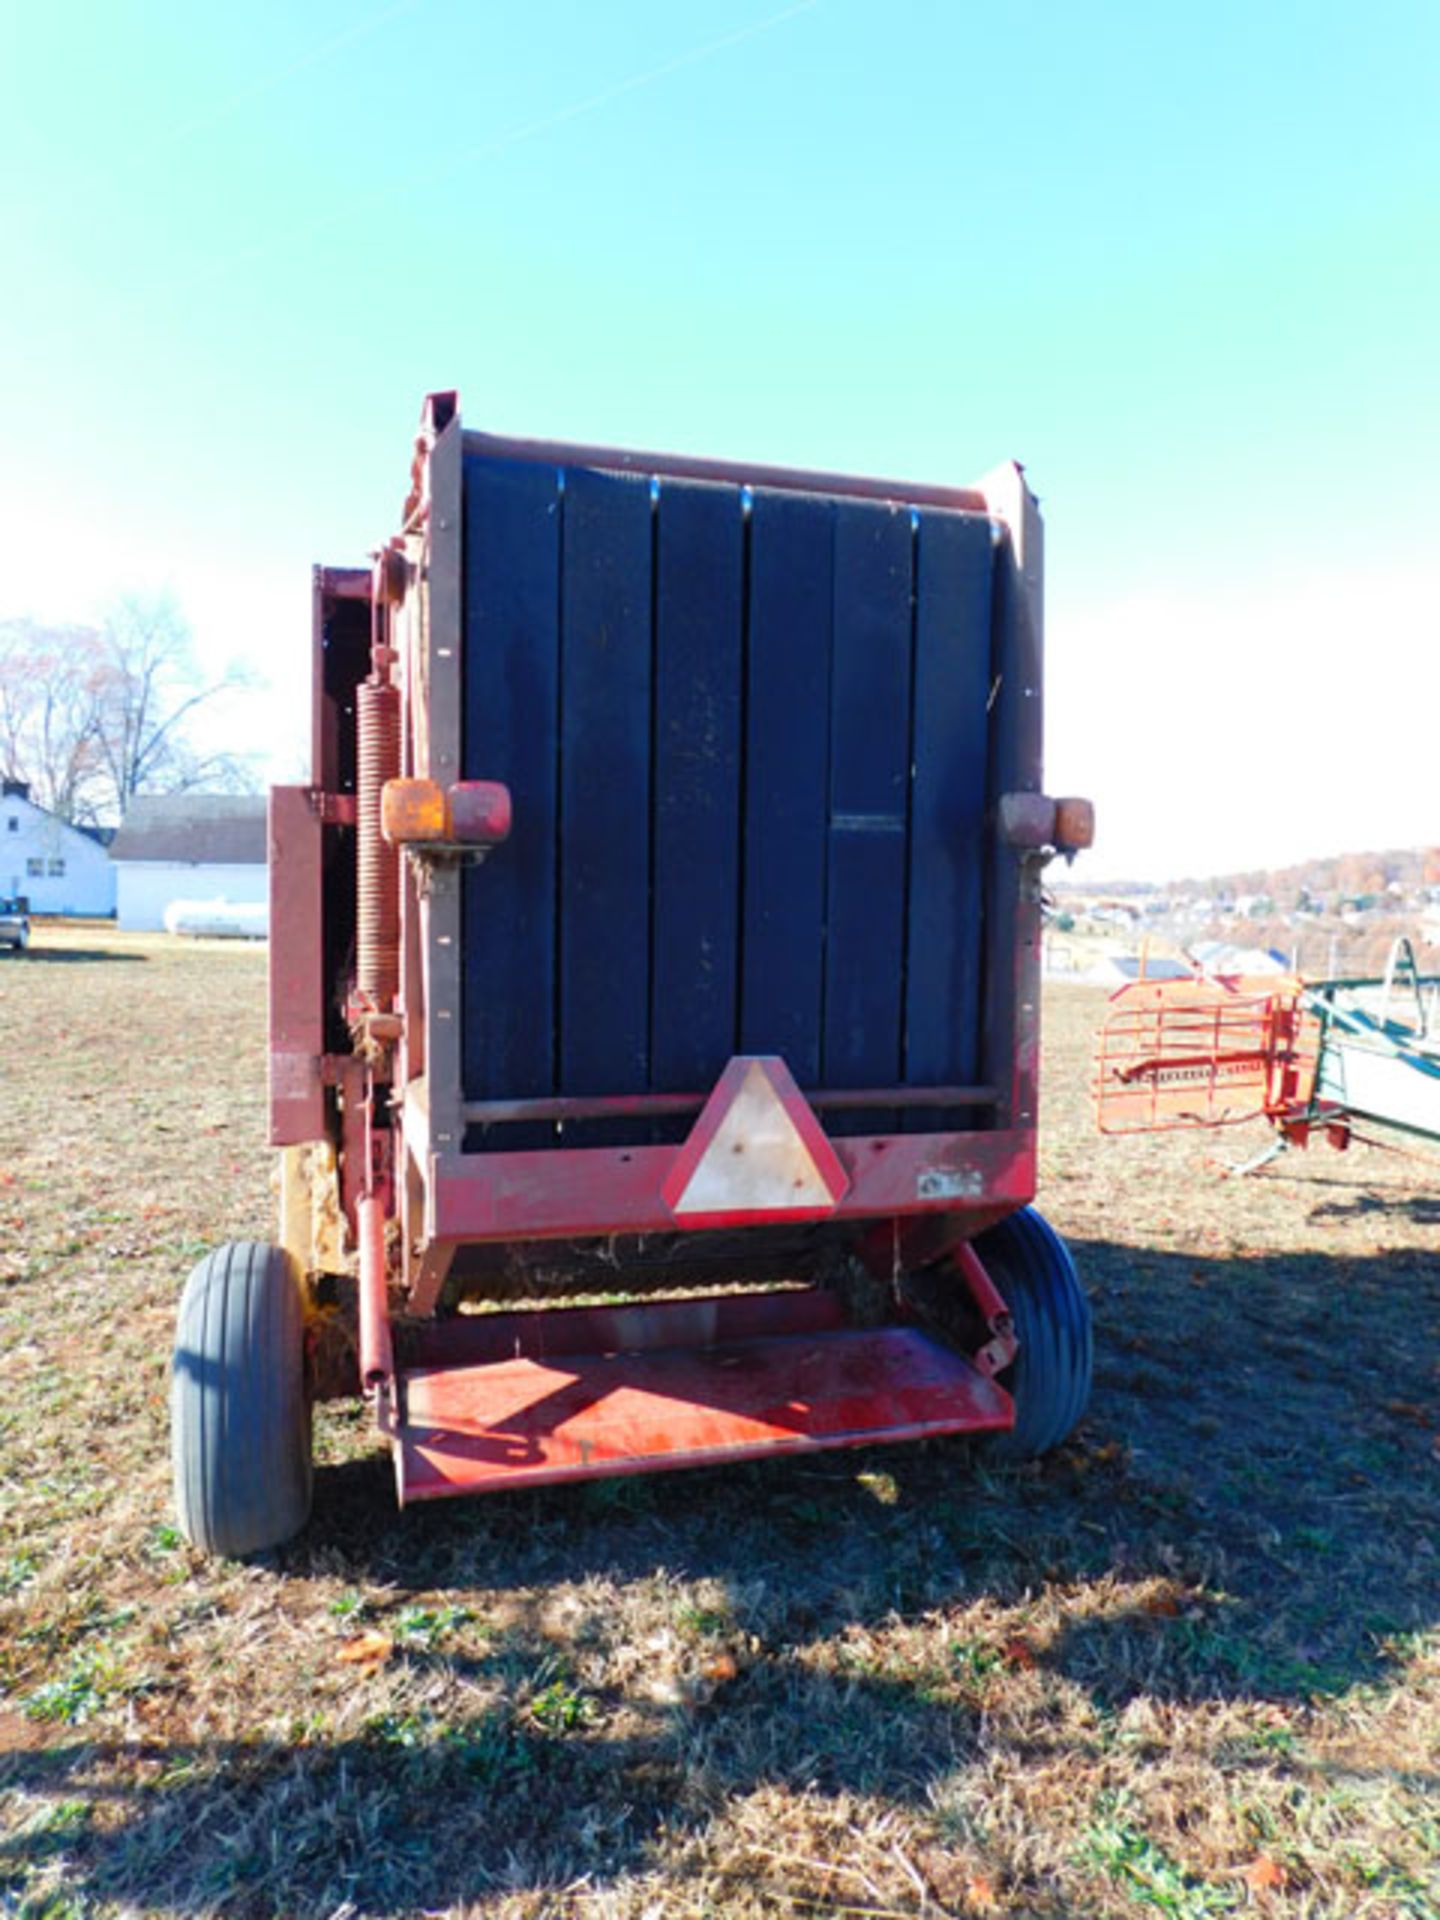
<box><xmin>459</xmin><ymin>458</ymin><xmax>560</xmax><ymax>1117</ymax></box>
<box><xmin>557</xmin><ymin>469</ymin><xmax>653</xmax><ymax>1112</ymax></box>
<box><xmin>460</xmin><ymin>453</ymin><xmax>995</xmax><ymax>1139</ymax></box>
<box><xmin>740</xmin><ymin>490</ymin><xmax>832</xmax><ymax>1083</ymax></box>
<box><xmin>823</xmin><ymin>503</ymin><xmax>914</xmax><ymax>1131</ymax></box>
<box><xmin>907</xmin><ymin>511</ymin><xmax>995</xmax><ymax>1089</ymax></box>
<box><xmin>652</xmin><ymin>484</ymin><xmax>745</xmax><ymax>1092</ymax></box>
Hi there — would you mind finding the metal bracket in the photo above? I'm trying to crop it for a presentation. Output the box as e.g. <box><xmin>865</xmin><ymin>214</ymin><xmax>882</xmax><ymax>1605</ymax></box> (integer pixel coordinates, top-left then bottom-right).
<box><xmin>952</xmin><ymin>1240</ymin><xmax>1018</xmax><ymax>1378</ymax></box>
<box><xmin>310</xmin><ymin>790</ymin><xmax>359</xmax><ymax>826</ymax></box>
<box><xmin>401</xmin><ymin>843</ymin><xmax>498</xmax><ymax>900</ymax></box>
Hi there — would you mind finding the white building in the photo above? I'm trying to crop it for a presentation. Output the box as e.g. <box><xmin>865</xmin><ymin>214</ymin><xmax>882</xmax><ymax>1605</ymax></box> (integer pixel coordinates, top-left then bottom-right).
<box><xmin>1</xmin><ymin>780</ymin><xmax>116</xmax><ymax>916</ymax></box>
<box><xmin>1188</xmin><ymin>940</ymin><xmax>1289</xmax><ymax>977</ymax></box>
<box><xmin>110</xmin><ymin>795</ymin><xmax>267</xmax><ymax>932</ymax></box>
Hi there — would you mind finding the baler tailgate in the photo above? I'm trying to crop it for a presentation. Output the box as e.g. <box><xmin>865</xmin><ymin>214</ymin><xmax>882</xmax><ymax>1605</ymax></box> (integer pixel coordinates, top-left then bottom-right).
<box><xmin>459</xmin><ymin>455</ymin><xmax>998</xmax><ymax>1148</ymax></box>
<box><xmin>395</xmin><ymin>1318</ymin><xmax>1013</xmax><ymax>1501</ymax></box>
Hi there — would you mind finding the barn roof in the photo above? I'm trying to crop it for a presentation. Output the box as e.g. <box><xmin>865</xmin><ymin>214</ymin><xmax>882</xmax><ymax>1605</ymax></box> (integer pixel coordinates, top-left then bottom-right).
<box><xmin>110</xmin><ymin>794</ymin><xmax>266</xmax><ymax>864</ymax></box>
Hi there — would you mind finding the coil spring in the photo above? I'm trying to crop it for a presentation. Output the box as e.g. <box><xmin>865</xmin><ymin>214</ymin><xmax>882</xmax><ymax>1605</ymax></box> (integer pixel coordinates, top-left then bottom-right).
<box><xmin>356</xmin><ymin>679</ymin><xmax>401</xmax><ymax>1005</ymax></box>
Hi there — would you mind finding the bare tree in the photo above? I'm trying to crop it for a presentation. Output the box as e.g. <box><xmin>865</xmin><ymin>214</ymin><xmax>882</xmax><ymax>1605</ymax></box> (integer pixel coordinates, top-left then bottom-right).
<box><xmin>0</xmin><ymin>596</ymin><xmax>259</xmax><ymax>823</ymax></box>
<box><xmin>0</xmin><ymin>619</ymin><xmax>108</xmax><ymax>821</ymax></box>
<box><xmin>91</xmin><ymin>595</ymin><xmax>256</xmax><ymax>812</ymax></box>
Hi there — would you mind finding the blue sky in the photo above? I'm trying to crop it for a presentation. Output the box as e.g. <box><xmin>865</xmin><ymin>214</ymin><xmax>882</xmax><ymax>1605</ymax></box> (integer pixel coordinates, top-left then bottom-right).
<box><xmin>2</xmin><ymin>0</ymin><xmax>1436</xmax><ymax>877</ymax></box>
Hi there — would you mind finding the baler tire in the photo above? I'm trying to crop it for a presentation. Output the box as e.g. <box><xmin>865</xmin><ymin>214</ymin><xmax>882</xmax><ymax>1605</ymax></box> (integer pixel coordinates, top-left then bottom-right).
<box><xmin>171</xmin><ymin>1241</ymin><xmax>313</xmax><ymax>1557</ymax></box>
<box><xmin>973</xmin><ymin>1207</ymin><xmax>1091</xmax><ymax>1461</ymax></box>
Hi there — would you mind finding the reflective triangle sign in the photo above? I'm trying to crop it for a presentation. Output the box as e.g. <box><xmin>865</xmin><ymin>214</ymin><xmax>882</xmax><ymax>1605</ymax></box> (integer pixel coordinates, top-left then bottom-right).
<box><xmin>662</xmin><ymin>1056</ymin><xmax>850</xmax><ymax>1227</ymax></box>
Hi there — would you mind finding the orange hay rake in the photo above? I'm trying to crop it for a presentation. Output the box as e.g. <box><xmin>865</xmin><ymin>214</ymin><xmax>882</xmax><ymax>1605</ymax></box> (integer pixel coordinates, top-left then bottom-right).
<box><xmin>1094</xmin><ymin>973</ymin><xmax>1322</xmax><ymax>1138</ymax></box>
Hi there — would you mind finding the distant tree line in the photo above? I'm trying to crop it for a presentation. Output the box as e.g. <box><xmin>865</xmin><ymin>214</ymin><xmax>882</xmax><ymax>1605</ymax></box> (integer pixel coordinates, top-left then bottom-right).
<box><xmin>0</xmin><ymin>595</ymin><xmax>258</xmax><ymax>826</ymax></box>
<box><xmin>1173</xmin><ymin>847</ymin><xmax>1440</xmax><ymax>903</ymax></box>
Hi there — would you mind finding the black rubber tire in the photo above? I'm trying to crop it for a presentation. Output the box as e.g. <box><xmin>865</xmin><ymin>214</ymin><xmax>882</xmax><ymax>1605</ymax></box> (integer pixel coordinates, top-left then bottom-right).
<box><xmin>171</xmin><ymin>1241</ymin><xmax>313</xmax><ymax>1556</ymax></box>
<box><xmin>973</xmin><ymin>1207</ymin><xmax>1092</xmax><ymax>1461</ymax></box>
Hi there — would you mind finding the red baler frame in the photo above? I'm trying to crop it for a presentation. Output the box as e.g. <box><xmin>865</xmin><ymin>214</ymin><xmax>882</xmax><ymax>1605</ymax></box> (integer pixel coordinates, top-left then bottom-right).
<box><xmin>267</xmin><ymin>393</ymin><xmax>1083</xmax><ymax>1503</ymax></box>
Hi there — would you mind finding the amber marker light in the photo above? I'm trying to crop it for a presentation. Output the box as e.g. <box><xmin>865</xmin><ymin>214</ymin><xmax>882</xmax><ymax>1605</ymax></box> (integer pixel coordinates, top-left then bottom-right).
<box><xmin>1053</xmin><ymin>797</ymin><xmax>1095</xmax><ymax>852</ymax></box>
<box><xmin>381</xmin><ymin>778</ymin><xmax>449</xmax><ymax>846</ymax></box>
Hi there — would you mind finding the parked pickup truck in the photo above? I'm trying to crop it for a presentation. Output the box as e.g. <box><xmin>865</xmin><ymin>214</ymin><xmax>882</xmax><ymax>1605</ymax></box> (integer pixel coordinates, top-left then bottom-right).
<box><xmin>0</xmin><ymin>899</ymin><xmax>30</xmax><ymax>953</ymax></box>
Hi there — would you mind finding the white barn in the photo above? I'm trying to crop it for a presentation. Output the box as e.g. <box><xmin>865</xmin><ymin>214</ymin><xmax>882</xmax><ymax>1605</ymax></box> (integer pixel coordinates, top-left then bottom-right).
<box><xmin>1</xmin><ymin>780</ymin><xmax>116</xmax><ymax>916</ymax></box>
<box><xmin>110</xmin><ymin>795</ymin><xmax>267</xmax><ymax>933</ymax></box>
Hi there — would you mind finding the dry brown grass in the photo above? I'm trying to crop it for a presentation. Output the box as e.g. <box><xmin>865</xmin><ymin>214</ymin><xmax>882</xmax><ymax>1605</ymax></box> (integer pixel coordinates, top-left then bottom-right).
<box><xmin>1</xmin><ymin>929</ymin><xmax>1437</xmax><ymax>1918</ymax></box>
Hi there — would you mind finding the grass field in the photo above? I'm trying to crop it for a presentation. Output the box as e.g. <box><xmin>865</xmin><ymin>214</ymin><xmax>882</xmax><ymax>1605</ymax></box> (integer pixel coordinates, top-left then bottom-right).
<box><xmin>1</xmin><ymin>926</ymin><xmax>1437</xmax><ymax>1918</ymax></box>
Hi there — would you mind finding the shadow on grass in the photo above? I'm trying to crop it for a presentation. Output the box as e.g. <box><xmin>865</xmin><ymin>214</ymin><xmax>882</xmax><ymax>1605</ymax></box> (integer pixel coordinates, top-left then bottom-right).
<box><xmin>7</xmin><ymin>949</ymin><xmax>147</xmax><ymax>965</ymax></box>
<box><xmin>0</xmin><ymin>1660</ymin><xmax>974</xmax><ymax>1914</ymax></box>
<box><xmin>1308</xmin><ymin>1190</ymin><xmax>1440</xmax><ymax>1225</ymax></box>
<box><xmin>301</xmin><ymin>1244</ymin><xmax>1436</xmax><ymax>1651</ymax></box>
<box><xmin>4</xmin><ymin>1239</ymin><xmax>1436</xmax><ymax>1913</ymax></box>
<box><xmin>300</xmin><ymin>1234</ymin><xmax>1440</xmax><ymax>1710</ymax></box>
<box><xmin>298</xmin><ymin>1239</ymin><xmax>1437</xmax><ymax>1699</ymax></box>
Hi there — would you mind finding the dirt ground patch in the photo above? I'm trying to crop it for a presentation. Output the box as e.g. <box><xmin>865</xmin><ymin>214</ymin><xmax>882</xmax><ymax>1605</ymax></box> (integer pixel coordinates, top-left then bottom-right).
<box><xmin>1</xmin><ymin>928</ymin><xmax>1437</xmax><ymax>1917</ymax></box>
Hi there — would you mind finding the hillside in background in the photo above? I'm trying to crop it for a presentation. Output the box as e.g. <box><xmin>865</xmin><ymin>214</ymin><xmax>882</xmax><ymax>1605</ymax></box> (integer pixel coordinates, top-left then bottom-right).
<box><xmin>1051</xmin><ymin>844</ymin><xmax>1440</xmax><ymax>979</ymax></box>
<box><xmin>1173</xmin><ymin>846</ymin><xmax>1440</xmax><ymax>903</ymax></box>
<box><xmin>1055</xmin><ymin>845</ymin><xmax>1440</xmax><ymax>907</ymax></box>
